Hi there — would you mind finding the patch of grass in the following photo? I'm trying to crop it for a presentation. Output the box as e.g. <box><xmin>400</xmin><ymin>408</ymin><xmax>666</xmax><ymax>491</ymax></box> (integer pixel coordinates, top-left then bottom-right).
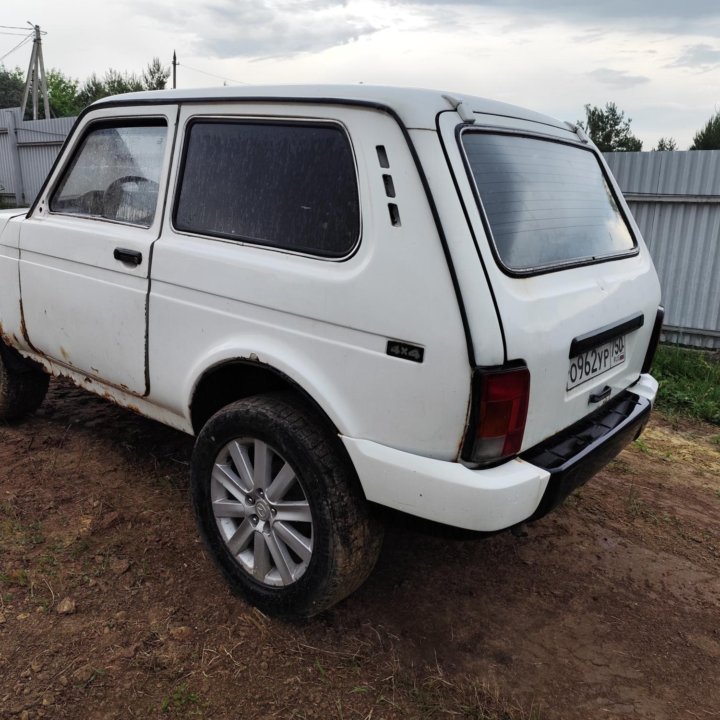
<box><xmin>0</xmin><ymin>512</ymin><xmax>45</xmax><ymax>548</ymax></box>
<box><xmin>36</xmin><ymin>551</ymin><xmax>60</xmax><ymax>575</ymax></box>
<box><xmin>652</xmin><ymin>345</ymin><xmax>720</xmax><ymax>425</ymax></box>
<box><xmin>0</xmin><ymin>568</ymin><xmax>29</xmax><ymax>588</ymax></box>
<box><xmin>609</xmin><ymin>458</ymin><xmax>634</xmax><ymax>476</ymax></box>
<box><xmin>398</xmin><ymin>671</ymin><xmax>541</xmax><ymax>720</ymax></box>
<box><xmin>625</xmin><ymin>484</ymin><xmax>661</xmax><ymax>524</ymax></box>
<box><xmin>161</xmin><ymin>684</ymin><xmax>203</xmax><ymax>715</ymax></box>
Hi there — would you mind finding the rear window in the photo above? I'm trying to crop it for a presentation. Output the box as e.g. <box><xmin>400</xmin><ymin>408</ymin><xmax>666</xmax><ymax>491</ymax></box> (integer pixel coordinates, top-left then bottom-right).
<box><xmin>461</xmin><ymin>132</ymin><xmax>636</xmax><ymax>272</ymax></box>
<box><xmin>174</xmin><ymin>121</ymin><xmax>360</xmax><ymax>258</ymax></box>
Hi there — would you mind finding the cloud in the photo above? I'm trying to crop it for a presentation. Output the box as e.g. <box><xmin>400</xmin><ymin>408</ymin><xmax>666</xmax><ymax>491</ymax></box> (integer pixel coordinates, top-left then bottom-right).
<box><xmin>572</xmin><ymin>27</ymin><xmax>609</xmax><ymax>43</ymax></box>
<box><xmin>128</xmin><ymin>0</ymin><xmax>380</xmax><ymax>59</ymax></box>
<box><xmin>670</xmin><ymin>43</ymin><xmax>720</xmax><ymax>70</ymax></box>
<box><xmin>394</xmin><ymin>0</ymin><xmax>720</xmax><ymax>33</ymax></box>
<box><xmin>122</xmin><ymin>0</ymin><xmax>720</xmax><ymax>64</ymax></box>
<box><xmin>588</xmin><ymin>68</ymin><xmax>651</xmax><ymax>88</ymax></box>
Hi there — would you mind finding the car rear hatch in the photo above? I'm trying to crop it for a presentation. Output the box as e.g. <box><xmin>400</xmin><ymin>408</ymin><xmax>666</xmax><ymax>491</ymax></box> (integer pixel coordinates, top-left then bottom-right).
<box><xmin>438</xmin><ymin>110</ymin><xmax>661</xmax><ymax>452</ymax></box>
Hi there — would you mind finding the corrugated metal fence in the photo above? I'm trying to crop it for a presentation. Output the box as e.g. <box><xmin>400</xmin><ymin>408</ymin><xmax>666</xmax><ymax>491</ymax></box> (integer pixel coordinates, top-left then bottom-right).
<box><xmin>604</xmin><ymin>150</ymin><xmax>720</xmax><ymax>350</ymax></box>
<box><xmin>0</xmin><ymin>108</ymin><xmax>75</xmax><ymax>207</ymax></box>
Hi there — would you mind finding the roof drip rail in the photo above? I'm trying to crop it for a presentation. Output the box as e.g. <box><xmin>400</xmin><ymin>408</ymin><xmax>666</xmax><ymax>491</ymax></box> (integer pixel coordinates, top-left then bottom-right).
<box><xmin>442</xmin><ymin>94</ymin><xmax>475</xmax><ymax>124</ymax></box>
<box><xmin>566</xmin><ymin>121</ymin><xmax>590</xmax><ymax>144</ymax></box>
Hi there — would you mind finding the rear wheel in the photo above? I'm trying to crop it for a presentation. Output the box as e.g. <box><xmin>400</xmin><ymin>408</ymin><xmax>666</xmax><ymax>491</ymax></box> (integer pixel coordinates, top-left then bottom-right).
<box><xmin>191</xmin><ymin>393</ymin><xmax>383</xmax><ymax>617</ymax></box>
<box><xmin>0</xmin><ymin>343</ymin><xmax>49</xmax><ymax>421</ymax></box>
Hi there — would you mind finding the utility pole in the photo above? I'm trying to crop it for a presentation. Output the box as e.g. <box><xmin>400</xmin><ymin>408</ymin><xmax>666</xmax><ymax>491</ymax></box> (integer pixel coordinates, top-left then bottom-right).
<box><xmin>172</xmin><ymin>51</ymin><xmax>177</xmax><ymax>89</ymax></box>
<box><xmin>21</xmin><ymin>24</ymin><xmax>50</xmax><ymax>120</ymax></box>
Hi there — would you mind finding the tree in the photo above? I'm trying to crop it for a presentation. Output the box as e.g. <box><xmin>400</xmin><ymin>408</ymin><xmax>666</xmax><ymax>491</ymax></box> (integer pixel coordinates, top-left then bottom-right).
<box><xmin>4</xmin><ymin>59</ymin><xmax>169</xmax><ymax>118</ymax></box>
<box><xmin>143</xmin><ymin>57</ymin><xmax>169</xmax><ymax>91</ymax></box>
<box><xmin>0</xmin><ymin>65</ymin><xmax>24</xmax><ymax>109</ymax></box>
<box><xmin>103</xmin><ymin>69</ymin><xmax>144</xmax><ymax>96</ymax></box>
<box><xmin>77</xmin><ymin>73</ymin><xmax>107</xmax><ymax>107</ymax></box>
<box><xmin>579</xmin><ymin>102</ymin><xmax>643</xmax><ymax>152</ymax></box>
<box><xmin>47</xmin><ymin>70</ymin><xmax>83</xmax><ymax>117</ymax></box>
<box><xmin>654</xmin><ymin>137</ymin><xmax>677</xmax><ymax>151</ymax></box>
<box><xmin>76</xmin><ymin>69</ymin><xmax>144</xmax><ymax>109</ymax></box>
<box><xmin>690</xmin><ymin>112</ymin><xmax>720</xmax><ymax>150</ymax></box>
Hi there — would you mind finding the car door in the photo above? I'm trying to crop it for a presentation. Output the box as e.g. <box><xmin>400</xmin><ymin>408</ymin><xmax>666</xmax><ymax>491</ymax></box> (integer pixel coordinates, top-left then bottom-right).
<box><xmin>19</xmin><ymin>106</ymin><xmax>177</xmax><ymax>395</ymax></box>
<box><xmin>436</xmin><ymin>110</ymin><xmax>661</xmax><ymax>450</ymax></box>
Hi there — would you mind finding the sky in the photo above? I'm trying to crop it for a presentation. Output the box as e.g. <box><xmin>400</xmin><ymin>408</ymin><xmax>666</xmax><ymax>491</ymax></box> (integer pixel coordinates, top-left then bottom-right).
<box><xmin>3</xmin><ymin>1</ymin><xmax>720</xmax><ymax>149</ymax></box>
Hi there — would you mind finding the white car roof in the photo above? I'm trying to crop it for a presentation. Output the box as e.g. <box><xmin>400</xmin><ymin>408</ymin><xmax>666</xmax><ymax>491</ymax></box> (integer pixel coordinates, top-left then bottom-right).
<box><xmin>98</xmin><ymin>84</ymin><xmax>568</xmax><ymax>132</ymax></box>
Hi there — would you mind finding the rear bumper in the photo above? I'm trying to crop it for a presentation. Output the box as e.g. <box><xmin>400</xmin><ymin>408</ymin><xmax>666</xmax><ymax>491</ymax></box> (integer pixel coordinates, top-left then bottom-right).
<box><xmin>521</xmin><ymin>378</ymin><xmax>655</xmax><ymax>521</ymax></box>
<box><xmin>342</xmin><ymin>374</ymin><xmax>657</xmax><ymax>532</ymax></box>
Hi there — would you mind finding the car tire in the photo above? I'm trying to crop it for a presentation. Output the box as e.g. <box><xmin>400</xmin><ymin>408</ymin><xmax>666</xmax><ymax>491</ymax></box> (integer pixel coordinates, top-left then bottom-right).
<box><xmin>191</xmin><ymin>393</ymin><xmax>384</xmax><ymax>618</ymax></box>
<box><xmin>0</xmin><ymin>343</ymin><xmax>50</xmax><ymax>421</ymax></box>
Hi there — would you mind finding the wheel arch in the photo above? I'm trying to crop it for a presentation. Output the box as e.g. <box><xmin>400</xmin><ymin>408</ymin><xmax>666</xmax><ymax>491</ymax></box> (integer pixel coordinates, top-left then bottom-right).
<box><xmin>189</xmin><ymin>356</ymin><xmax>343</xmax><ymax>438</ymax></box>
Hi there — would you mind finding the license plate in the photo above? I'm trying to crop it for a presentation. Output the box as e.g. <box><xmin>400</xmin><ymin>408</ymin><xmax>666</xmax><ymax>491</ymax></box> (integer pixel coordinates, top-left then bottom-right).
<box><xmin>567</xmin><ymin>335</ymin><xmax>626</xmax><ymax>390</ymax></box>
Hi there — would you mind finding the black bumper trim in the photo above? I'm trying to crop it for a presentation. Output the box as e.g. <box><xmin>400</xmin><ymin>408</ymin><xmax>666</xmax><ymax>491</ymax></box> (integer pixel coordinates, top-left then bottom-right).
<box><xmin>521</xmin><ymin>390</ymin><xmax>651</xmax><ymax>521</ymax></box>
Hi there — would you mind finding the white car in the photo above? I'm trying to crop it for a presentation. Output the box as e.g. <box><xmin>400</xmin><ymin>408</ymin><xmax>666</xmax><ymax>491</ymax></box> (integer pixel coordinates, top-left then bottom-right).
<box><xmin>0</xmin><ymin>85</ymin><xmax>662</xmax><ymax>616</ymax></box>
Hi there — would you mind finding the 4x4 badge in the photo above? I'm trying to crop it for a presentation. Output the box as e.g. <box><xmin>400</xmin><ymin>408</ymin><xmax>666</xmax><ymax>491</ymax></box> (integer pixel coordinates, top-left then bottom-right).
<box><xmin>386</xmin><ymin>341</ymin><xmax>424</xmax><ymax>363</ymax></box>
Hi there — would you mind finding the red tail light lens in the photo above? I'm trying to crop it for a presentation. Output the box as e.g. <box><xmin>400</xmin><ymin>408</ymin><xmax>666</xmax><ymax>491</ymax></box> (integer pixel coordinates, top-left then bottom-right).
<box><xmin>464</xmin><ymin>366</ymin><xmax>530</xmax><ymax>465</ymax></box>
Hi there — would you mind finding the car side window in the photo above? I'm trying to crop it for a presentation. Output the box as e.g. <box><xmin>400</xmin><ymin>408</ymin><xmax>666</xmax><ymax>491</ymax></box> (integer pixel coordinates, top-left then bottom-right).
<box><xmin>50</xmin><ymin>120</ymin><xmax>167</xmax><ymax>227</ymax></box>
<box><xmin>173</xmin><ymin>121</ymin><xmax>360</xmax><ymax>258</ymax></box>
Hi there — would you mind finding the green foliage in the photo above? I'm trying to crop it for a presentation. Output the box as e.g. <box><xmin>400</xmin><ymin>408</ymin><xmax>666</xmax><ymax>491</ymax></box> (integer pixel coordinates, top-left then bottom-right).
<box><xmin>103</xmin><ymin>68</ymin><xmax>144</xmax><ymax>96</ymax></box>
<box><xmin>161</xmin><ymin>684</ymin><xmax>203</xmax><ymax>714</ymax></box>
<box><xmin>47</xmin><ymin>69</ymin><xmax>83</xmax><ymax>117</ymax></box>
<box><xmin>690</xmin><ymin>112</ymin><xmax>720</xmax><ymax>150</ymax></box>
<box><xmin>2</xmin><ymin>59</ymin><xmax>168</xmax><ymax>119</ymax></box>
<box><xmin>652</xmin><ymin>345</ymin><xmax>720</xmax><ymax>425</ymax></box>
<box><xmin>580</xmin><ymin>102</ymin><xmax>643</xmax><ymax>152</ymax></box>
<box><xmin>0</xmin><ymin>65</ymin><xmax>24</xmax><ymax>109</ymax></box>
<box><xmin>654</xmin><ymin>137</ymin><xmax>678</xmax><ymax>151</ymax></box>
<box><xmin>143</xmin><ymin>57</ymin><xmax>170</xmax><ymax>91</ymax></box>
<box><xmin>77</xmin><ymin>73</ymin><xmax>107</xmax><ymax>107</ymax></box>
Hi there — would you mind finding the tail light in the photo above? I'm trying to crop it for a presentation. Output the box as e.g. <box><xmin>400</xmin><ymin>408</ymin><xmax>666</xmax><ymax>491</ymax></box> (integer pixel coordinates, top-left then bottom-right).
<box><xmin>462</xmin><ymin>365</ymin><xmax>530</xmax><ymax>465</ymax></box>
<box><xmin>641</xmin><ymin>306</ymin><xmax>664</xmax><ymax>374</ymax></box>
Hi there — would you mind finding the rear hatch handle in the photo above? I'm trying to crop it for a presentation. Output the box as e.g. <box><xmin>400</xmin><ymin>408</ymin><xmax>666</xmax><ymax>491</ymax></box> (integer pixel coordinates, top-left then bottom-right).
<box><xmin>589</xmin><ymin>385</ymin><xmax>612</xmax><ymax>404</ymax></box>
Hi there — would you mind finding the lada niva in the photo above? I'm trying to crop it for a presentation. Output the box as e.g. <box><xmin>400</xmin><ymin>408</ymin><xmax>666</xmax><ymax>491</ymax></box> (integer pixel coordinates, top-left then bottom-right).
<box><xmin>0</xmin><ymin>85</ymin><xmax>662</xmax><ymax>616</ymax></box>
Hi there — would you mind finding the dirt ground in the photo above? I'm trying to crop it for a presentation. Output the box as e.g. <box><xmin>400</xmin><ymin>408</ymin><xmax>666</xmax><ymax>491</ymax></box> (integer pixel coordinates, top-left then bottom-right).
<box><xmin>1</xmin><ymin>379</ymin><xmax>719</xmax><ymax>720</ymax></box>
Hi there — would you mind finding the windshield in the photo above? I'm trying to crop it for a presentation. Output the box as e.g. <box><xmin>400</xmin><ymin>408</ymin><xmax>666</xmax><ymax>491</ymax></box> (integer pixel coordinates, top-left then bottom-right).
<box><xmin>461</xmin><ymin>132</ymin><xmax>635</xmax><ymax>272</ymax></box>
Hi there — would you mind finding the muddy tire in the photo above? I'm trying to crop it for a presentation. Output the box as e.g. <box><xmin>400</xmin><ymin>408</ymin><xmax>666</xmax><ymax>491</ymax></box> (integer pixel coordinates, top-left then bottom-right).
<box><xmin>191</xmin><ymin>393</ymin><xmax>384</xmax><ymax>618</ymax></box>
<box><xmin>0</xmin><ymin>343</ymin><xmax>50</xmax><ymax>421</ymax></box>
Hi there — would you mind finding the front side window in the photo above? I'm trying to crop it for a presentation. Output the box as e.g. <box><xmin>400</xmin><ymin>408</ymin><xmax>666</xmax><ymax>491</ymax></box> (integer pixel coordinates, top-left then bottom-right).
<box><xmin>174</xmin><ymin>121</ymin><xmax>360</xmax><ymax>258</ymax></box>
<box><xmin>461</xmin><ymin>132</ymin><xmax>636</xmax><ymax>273</ymax></box>
<box><xmin>51</xmin><ymin>121</ymin><xmax>167</xmax><ymax>227</ymax></box>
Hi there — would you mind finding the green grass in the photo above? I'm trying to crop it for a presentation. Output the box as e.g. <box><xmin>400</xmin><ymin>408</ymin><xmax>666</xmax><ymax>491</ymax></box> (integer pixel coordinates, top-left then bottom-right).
<box><xmin>161</xmin><ymin>684</ymin><xmax>203</xmax><ymax>715</ymax></box>
<box><xmin>652</xmin><ymin>344</ymin><xmax>720</xmax><ymax>425</ymax></box>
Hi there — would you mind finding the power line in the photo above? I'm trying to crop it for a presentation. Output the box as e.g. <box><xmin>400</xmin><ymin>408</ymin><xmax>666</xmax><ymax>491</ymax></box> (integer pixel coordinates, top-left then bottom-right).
<box><xmin>0</xmin><ymin>32</ymin><xmax>33</xmax><ymax>63</ymax></box>
<box><xmin>178</xmin><ymin>62</ymin><xmax>250</xmax><ymax>86</ymax></box>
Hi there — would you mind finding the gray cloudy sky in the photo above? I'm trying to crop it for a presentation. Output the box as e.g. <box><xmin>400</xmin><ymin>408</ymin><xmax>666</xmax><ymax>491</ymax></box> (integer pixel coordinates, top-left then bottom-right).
<box><xmin>5</xmin><ymin>0</ymin><xmax>720</xmax><ymax>148</ymax></box>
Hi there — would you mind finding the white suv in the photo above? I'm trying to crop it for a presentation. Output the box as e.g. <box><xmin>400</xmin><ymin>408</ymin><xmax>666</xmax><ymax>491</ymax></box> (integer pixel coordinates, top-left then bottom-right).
<box><xmin>0</xmin><ymin>85</ymin><xmax>662</xmax><ymax>616</ymax></box>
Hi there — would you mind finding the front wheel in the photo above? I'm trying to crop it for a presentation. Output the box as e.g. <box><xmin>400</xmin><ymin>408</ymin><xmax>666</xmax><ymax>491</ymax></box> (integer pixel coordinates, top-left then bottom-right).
<box><xmin>191</xmin><ymin>394</ymin><xmax>383</xmax><ymax>617</ymax></box>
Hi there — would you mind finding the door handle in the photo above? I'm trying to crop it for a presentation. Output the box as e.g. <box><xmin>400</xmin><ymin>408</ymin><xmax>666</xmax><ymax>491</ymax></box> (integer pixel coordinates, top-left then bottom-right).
<box><xmin>113</xmin><ymin>248</ymin><xmax>143</xmax><ymax>266</ymax></box>
<box><xmin>589</xmin><ymin>385</ymin><xmax>612</xmax><ymax>404</ymax></box>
